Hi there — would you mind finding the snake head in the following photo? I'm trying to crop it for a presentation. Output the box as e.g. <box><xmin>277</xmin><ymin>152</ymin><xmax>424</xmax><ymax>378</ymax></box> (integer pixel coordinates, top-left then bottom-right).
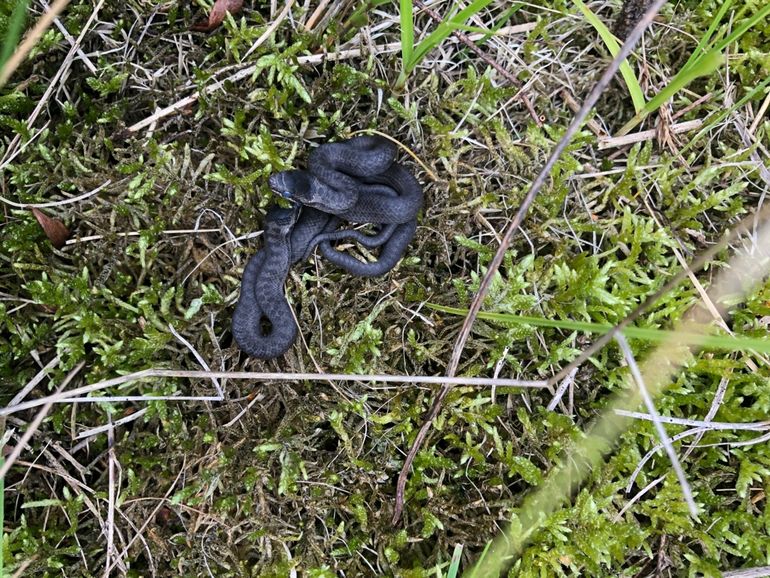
<box><xmin>269</xmin><ymin>170</ymin><xmax>312</xmax><ymax>202</ymax></box>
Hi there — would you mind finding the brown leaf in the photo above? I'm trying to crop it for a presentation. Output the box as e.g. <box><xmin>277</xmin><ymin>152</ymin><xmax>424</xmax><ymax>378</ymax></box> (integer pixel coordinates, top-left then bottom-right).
<box><xmin>191</xmin><ymin>0</ymin><xmax>244</xmax><ymax>32</ymax></box>
<box><xmin>31</xmin><ymin>207</ymin><xmax>70</xmax><ymax>249</ymax></box>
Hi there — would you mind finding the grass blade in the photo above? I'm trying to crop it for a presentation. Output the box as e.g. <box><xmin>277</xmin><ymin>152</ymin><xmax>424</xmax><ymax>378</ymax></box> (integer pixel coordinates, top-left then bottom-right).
<box><xmin>474</xmin><ymin>3</ymin><xmax>523</xmax><ymax>46</ymax></box>
<box><xmin>679</xmin><ymin>0</ymin><xmax>733</xmax><ymax>73</ymax></box>
<box><xmin>574</xmin><ymin>0</ymin><xmax>645</xmax><ymax>113</ymax></box>
<box><xmin>409</xmin><ymin>0</ymin><xmax>495</xmax><ymax>74</ymax></box>
<box><xmin>705</xmin><ymin>2</ymin><xmax>770</xmax><ymax>61</ymax></box>
<box><xmin>399</xmin><ymin>0</ymin><xmax>414</xmax><ymax>72</ymax></box>
<box><xmin>429</xmin><ymin>304</ymin><xmax>770</xmax><ymax>354</ymax></box>
<box><xmin>447</xmin><ymin>543</ymin><xmax>463</xmax><ymax>578</ymax></box>
<box><xmin>617</xmin><ymin>48</ymin><xmax>723</xmax><ymax>135</ymax></box>
<box><xmin>617</xmin><ymin>2</ymin><xmax>770</xmax><ymax>136</ymax></box>
<box><xmin>682</xmin><ymin>70</ymin><xmax>770</xmax><ymax>155</ymax></box>
<box><xmin>0</xmin><ymin>0</ymin><xmax>29</xmax><ymax>71</ymax></box>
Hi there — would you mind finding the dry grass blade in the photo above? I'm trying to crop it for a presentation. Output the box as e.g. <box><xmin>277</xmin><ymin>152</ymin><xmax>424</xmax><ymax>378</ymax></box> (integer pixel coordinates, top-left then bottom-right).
<box><xmin>412</xmin><ymin>0</ymin><xmax>540</xmax><ymax>125</ymax></box>
<box><xmin>722</xmin><ymin>566</ymin><xmax>770</xmax><ymax>578</ymax></box>
<box><xmin>0</xmin><ymin>0</ymin><xmax>70</xmax><ymax>88</ymax></box>
<box><xmin>0</xmin><ymin>179</ymin><xmax>111</xmax><ymax>209</ymax></box>
<box><xmin>0</xmin><ymin>370</ymin><xmax>547</xmax><ymax>417</ymax></box>
<box><xmin>393</xmin><ymin>0</ymin><xmax>669</xmax><ymax>525</ymax></box>
<box><xmin>9</xmin><ymin>356</ymin><xmax>60</xmax><ymax>407</ymax></box>
<box><xmin>0</xmin><ymin>0</ymin><xmax>104</xmax><ymax>166</ymax></box>
<box><xmin>0</xmin><ymin>361</ymin><xmax>84</xmax><ymax>480</ymax></box>
<box><xmin>615</xmin><ymin>334</ymin><xmax>697</xmax><ymax>517</ymax></box>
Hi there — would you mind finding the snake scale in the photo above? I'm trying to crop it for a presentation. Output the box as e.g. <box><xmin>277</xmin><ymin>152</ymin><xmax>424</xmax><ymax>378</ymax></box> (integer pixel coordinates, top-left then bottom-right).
<box><xmin>231</xmin><ymin>135</ymin><xmax>423</xmax><ymax>359</ymax></box>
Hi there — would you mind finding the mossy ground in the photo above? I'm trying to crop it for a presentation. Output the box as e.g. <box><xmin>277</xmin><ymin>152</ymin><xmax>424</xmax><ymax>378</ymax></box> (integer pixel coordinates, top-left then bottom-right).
<box><xmin>2</xmin><ymin>1</ymin><xmax>770</xmax><ymax>576</ymax></box>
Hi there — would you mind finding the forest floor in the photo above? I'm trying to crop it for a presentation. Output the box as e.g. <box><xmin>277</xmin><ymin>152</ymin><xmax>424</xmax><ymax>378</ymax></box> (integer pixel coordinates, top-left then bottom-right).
<box><xmin>2</xmin><ymin>0</ymin><xmax>770</xmax><ymax>576</ymax></box>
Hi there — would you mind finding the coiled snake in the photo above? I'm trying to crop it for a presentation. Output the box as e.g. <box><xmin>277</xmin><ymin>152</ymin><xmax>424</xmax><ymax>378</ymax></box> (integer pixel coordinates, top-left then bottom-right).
<box><xmin>231</xmin><ymin>135</ymin><xmax>423</xmax><ymax>359</ymax></box>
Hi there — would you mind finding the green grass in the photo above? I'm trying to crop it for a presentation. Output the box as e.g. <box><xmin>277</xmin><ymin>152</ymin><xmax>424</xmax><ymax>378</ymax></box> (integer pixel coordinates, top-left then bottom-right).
<box><xmin>430</xmin><ymin>304</ymin><xmax>770</xmax><ymax>354</ymax></box>
<box><xmin>573</xmin><ymin>0</ymin><xmax>645</xmax><ymax>113</ymax></box>
<box><xmin>0</xmin><ymin>0</ymin><xmax>28</xmax><ymax>74</ymax></box>
<box><xmin>2</xmin><ymin>0</ymin><xmax>770</xmax><ymax>576</ymax></box>
<box><xmin>618</xmin><ymin>0</ymin><xmax>770</xmax><ymax>135</ymax></box>
<box><xmin>396</xmin><ymin>0</ymin><xmax>496</xmax><ymax>88</ymax></box>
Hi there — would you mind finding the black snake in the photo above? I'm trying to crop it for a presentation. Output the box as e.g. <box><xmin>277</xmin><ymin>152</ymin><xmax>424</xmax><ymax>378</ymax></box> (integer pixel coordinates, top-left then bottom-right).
<box><xmin>231</xmin><ymin>135</ymin><xmax>423</xmax><ymax>359</ymax></box>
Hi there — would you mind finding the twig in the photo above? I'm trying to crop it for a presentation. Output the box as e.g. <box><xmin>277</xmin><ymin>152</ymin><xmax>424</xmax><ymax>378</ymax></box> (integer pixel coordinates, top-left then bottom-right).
<box><xmin>393</xmin><ymin>0</ymin><xmax>669</xmax><ymax>525</ymax></box>
<box><xmin>0</xmin><ymin>370</ymin><xmax>548</xmax><ymax>417</ymax></box>
<box><xmin>40</xmin><ymin>0</ymin><xmax>97</xmax><ymax>73</ymax></box>
<box><xmin>597</xmin><ymin>118</ymin><xmax>703</xmax><ymax>149</ymax></box>
<box><xmin>615</xmin><ymin>334</ymin><xmax>697</xmax><ymax>517</ymax></box>
<box><xmin>546</xmin><ymin>367</ymin><xmax>577</xmax><ymax>412</ymax></box>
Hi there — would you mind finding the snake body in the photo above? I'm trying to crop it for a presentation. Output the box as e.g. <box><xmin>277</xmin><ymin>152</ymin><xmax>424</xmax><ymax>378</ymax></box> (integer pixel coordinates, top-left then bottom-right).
<box><xmin>232</xmin><ymin>135</ymin><xmax>423</xmax><ymax>359</ymax></box>
<box><xmin>231</xmin><ymin>207</ymin><xmax>299</xmax><ymax>359</ymax></box>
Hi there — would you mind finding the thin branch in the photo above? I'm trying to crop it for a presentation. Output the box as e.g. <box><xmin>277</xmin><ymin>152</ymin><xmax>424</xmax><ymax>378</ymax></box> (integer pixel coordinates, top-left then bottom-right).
<box><xmin>597</xmin><ymin>118</ymin><xmax>703</xmax><ymax>149</ymax></box>
<box><xmin>0</xmin><ymin>369</ymin><xmax>547</xmax><ymax>417</ymax></box>
<box><xmin>394</xmin><ymin>0</ymin><xmax>669</xmax><ymax>525</ymax></box>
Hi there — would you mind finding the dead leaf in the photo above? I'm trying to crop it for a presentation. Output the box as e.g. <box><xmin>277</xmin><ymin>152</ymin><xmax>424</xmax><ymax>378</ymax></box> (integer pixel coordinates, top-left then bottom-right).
<box><xmin>31</xmin><ymin>207</ymin><xmax>70</xmax><ymax>248</ymax></box>
<box><xmin>191</xmin><ymin>0</ymin><xmax>244</xmax><ymax>32</ymax></box>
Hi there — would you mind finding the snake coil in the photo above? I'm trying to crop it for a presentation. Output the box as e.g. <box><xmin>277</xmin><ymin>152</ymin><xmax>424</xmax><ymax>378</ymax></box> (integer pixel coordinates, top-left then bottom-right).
<box><xmin>232</xmin><ymin>135</ymin><xmax>423</xmax><ymax>359</ymax></box>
